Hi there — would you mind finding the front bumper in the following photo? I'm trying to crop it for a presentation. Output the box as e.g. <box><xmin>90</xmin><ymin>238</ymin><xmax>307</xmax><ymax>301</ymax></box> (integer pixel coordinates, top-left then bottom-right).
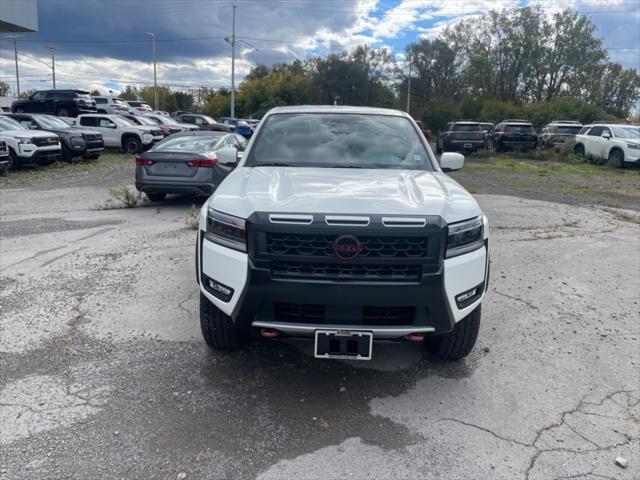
<box><xmin>197</xmin><ymin>232</ymin><xmax>489</xmax><ymax>339</ymax></box>
<box><xmin>18</xmin><ymin>146</ymin><xmax>62</xmax><ymax>165</ymax></box>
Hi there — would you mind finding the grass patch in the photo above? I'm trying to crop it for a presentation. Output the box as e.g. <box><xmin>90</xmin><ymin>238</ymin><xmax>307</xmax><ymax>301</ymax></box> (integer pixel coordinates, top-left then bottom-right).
<box><xmin>0</xmin><ymin>150</ymin><xmax>132</xmax><ymax>189</ymax></box>
<box><xmin>104</xmin><ymin>185</ymin><xmax>142</xmax><ymax>209</ymax></box>
<box><xmin>185</xmin><ymin>204</ymin><xmax>200</xmax><ymax>230</ymax></box>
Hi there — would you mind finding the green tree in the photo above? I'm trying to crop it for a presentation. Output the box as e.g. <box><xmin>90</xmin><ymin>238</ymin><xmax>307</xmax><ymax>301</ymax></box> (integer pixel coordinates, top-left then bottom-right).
<box><xmin>119</xmin><ymin>85</ymin><xmax>139</xmax><ymax>100</ymax></box>
<box><xmin>0</xmin><ymin>81</ymin><xmax>12</xmax><ymax>96</ymax></box>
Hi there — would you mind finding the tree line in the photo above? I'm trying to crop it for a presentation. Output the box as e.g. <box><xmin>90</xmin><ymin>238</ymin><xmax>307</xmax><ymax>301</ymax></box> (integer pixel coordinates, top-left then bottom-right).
<box><xmin>5</xmin><ymin>7</ymin><xmax>638</xmax><ymax>131</ymax></box>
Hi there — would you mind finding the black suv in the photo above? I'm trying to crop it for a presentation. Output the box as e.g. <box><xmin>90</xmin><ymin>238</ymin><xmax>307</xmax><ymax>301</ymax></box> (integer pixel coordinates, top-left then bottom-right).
<box><xmin>7</xmin><ymin>113</ymin><xmax>104</xmax><ymax>161</ymax></box>
<box><xmin>489</xmin><ymin>120</ymin><xmax>538</xmax><ymax>152</ymax></box>
<box><xmin>436</xmin><ymin>121</ymin><xmax>486</xmax><ymax>153</ymax></box>
<box><xmin>11</xmin><ymin>90</ymin><xmax>97</xmax><ymax>117</ymax></box>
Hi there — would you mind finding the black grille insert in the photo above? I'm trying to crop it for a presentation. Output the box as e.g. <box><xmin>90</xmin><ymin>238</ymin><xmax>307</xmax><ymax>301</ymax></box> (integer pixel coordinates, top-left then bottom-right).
<box><xmin>273</xmin><ymin>303</ymin><xmax>416</xmax><ymax>326</ymax></box>
<box><xmin>271</xmin><ymin>261</ymin><xmax>421</xmax><ymax>281</ymax></box>
<box><xmin>266</xmin><ymin>233</ymin><xmax>428</xmax><ymax>259</ymax></box>
<box><xmin>33</xmin><ymin>137</ymin><xmax>58</xmax><ymax>147</ymax></box>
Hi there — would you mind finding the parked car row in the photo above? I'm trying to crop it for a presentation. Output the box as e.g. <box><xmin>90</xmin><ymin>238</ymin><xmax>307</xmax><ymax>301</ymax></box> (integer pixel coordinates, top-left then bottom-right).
<box><xmin>10</xmin><ymin>91</ymin><xmax>259</xmax><ymax>140</ymax></box>
<box><xmin>0</xmin><ymin>113</ymin><xmax>104</xmax><ymax>170</ymax></box>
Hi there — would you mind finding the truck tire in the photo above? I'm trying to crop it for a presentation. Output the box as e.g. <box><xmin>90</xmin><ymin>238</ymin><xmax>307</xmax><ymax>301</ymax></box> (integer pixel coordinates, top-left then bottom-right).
<box><xmin>200</xmin><ymin>293</ymin><xmax>245</xmax><ymax>350</ymax></box>
<box><xmin>574</xmin><ymin>144</ymin><xmax>585</xmax><ymax>156</ymax></box>
<box><xmin>61</xmin><ymin>144</ymin><xmax>74</xmax><ymax>162</ymax></box>
<box><xmin>8</xmin><ymin>150</ymin><xmax>19</xmax><ymax>170</ymax></box>
<box><xmin>424</xmin><ymin>306</ymin><xmax>481</xmax><ymax>361</ymax></box>
<box><xmin>608</xmin><ymin>149</ymin><xmax>624</xmax><ymax>169</ymax></box>
<box><xmin>122</xmin><ymin>135</ymin><xmax>142</xmax><ymax>154</ymax></box>
<box><xmin>56</xmin><ymin>106</ymin><xmax>69</xmax><ymax>117</ymax></box>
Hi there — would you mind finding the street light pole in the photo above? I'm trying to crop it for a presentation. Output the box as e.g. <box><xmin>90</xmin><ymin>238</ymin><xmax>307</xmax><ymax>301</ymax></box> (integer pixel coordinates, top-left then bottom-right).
<box><xmin>145</xmin><ymin>32</ymin><xmax>158</xmax><ymax>110</ymax></box>
<box><xmin>406</xmin><ymin>53</ymin><xmax>411</xmax><ymax>115</ymax></box>
<box><xmin>7</xmin><ymin>35</ymin><xmax>20</xmax><ymax>97</ymax></box>
<box><xmin>47</xmin><ymin>45</ymin><xmax>56</xmax><ymax>88</ymax></box>
<box><xmin>230</xmin><ymin>0</ymin><xmax>236</xmax><ymax>118</ymax></box>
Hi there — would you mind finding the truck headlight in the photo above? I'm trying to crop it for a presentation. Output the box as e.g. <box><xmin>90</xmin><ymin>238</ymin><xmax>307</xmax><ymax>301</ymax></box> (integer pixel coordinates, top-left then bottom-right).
<box><xmin>446</xmin><ymin>216</ymin><xmax>484</xmax><ymax>258</ymax></box>
<box><xmin>205</xmin><ymin>209</ymin><xmax>247</xmax><ymax>252</ymax></box>
<box><xmin>18</xmin><ymin>138</ymin><xmax>34</xmax><ymax>145</ymax></box>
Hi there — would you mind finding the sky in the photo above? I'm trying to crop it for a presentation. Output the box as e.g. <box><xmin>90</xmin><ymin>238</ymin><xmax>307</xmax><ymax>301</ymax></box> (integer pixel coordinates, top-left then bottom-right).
<box><xmin>0</xmin><ymin>0</ymin><xmax>638</xmax><ymax>96</ymax></box>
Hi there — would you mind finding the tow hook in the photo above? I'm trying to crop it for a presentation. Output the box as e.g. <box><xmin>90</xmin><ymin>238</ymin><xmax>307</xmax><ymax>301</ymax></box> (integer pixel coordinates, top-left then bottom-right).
<box><xmin>404</xmin><ymin>333</ymin><xmax>425</xmax><ymax>342</ymax></box>
<box><xmin>260</xmin><ymin>328</ymin><xmax>280</xmax><ymax>338</ymax></box>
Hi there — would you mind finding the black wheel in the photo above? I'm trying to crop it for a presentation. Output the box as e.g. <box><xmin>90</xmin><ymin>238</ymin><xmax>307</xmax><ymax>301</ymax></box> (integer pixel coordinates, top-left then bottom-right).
<box><xmin>146</xmin><ymin>192</ymin><xmax>167</xmax><ymax>202</ymax></box>
<box><xmin>574</xmin><ymin>144</ymin><xmax>585</xmax><ymax>156</ymax></box>
<box><xmin>425</xmin><ymin>306</ymin><xmax>481</xmax><ymax>361</ymax></box>
<box><xmin>608</xmin><ymin>149</ymin><xmax>624</xmax><ymax>169</ymax></box>
<box><xmin>0</xmin><ymin>164</ymin><xmax>7</xmax><ymax>177</ymax></box>
<box><xmin>200</xmin><ymin>293</ymin><xmax>246</xmax><ymax>350</ymax></box>
<box><xmin>56</xmin><ymin>106</ymin><xmax>69</xmax><ymax>117</ymax></box>
<box><xmin>61</xmin><ymin>144</ymin><xmax>74</xmax><ymax>162</ymax></box>
<box><xmin>8</xmin><ymin>150</ymin><xmax>18</xmax><ymax>171</ymax></box>
<box><xmin>123</xmin><ymin>136</ymin><xmax>142</xmax><ymax>154</ymax></box>
<box><xmin>15</xmin><ymin>107</ymin><xmax>25</xmax><ymax>113</ymax></box>
<box><xmin>494</xmin><ymin>142</ymin><xmax>503</xmax><ymax>153</ymax></box>
<box><xmin>436</xmin><ymin>142</ymin><xmax>442</xmax><ymax>154</ymax></box>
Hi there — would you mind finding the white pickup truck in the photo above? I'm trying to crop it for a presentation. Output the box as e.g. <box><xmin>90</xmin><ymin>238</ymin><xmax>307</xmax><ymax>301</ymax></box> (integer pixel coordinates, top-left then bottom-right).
<box><xmin>77</xmin><ymin>114</ymin><xmax>163</xmax><ymax>153</ymax></box>
<box><xmin>195</xmin><ymin>106</ymin><xmax>490</xmax><ymax>361</ymax></box>
<box><xmin>574</xmin><ymin>123</ymin><xmax>640</xmax><ymax>168</ymax></box>
<box><xmin>0</xmin><ymin>115</ymin><xmax>61</xmax><ymax>169</ymax></box>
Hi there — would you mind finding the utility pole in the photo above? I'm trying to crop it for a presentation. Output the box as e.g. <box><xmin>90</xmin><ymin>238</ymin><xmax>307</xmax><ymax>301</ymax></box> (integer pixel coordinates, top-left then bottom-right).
<box><xmin>230</xmin><ymin>0</ymin><xmax>236</xmax><ymax>118</ymax></box>
<box><xmin>7</xmin><ymin>35</ymin><xmax>20</xmax><ymax>97</ymax></box>
<box><xmin>406</xmin><ymin>53</ymin><xmax>411</xmax><ymax>115</ymax></box>
<box><xmin>145</xmin><ymin>32</ymin><xmax>158</xmax><ymax>110</ymax></box>
<box><xmin>47</xmin><ymin>45</ymin><xmax>56</xmax><ymax>88</ymax></box>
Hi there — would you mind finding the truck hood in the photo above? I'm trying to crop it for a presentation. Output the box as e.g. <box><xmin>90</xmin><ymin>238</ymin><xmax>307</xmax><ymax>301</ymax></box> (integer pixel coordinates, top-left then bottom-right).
<box><xmin>210</xmin><ymin>167</ymin><xmax>481</xmax><ymax>223</ymax></box>
<box><xmin>0</xmin><ymin>129</ymin><xmax>57</xmax><ymax>140</ymax></box>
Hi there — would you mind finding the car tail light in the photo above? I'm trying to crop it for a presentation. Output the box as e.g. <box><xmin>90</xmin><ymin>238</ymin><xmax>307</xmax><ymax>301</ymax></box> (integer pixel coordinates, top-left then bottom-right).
<box><xmin>187</xmin><ymin>156</ymin><xmax>217</xmax><ymax>168</ymax></box>
<box><xmin>135</xmin><ymin>156</ymin><xmax>152</xmax><ymax>166</ymax></box>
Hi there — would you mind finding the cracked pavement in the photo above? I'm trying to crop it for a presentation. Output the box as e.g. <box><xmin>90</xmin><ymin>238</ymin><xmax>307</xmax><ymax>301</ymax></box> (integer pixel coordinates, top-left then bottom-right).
<box><xmin>1</xmin><ymin>169</ymin><xmax>639</xmax><ymax>479</ymax></box>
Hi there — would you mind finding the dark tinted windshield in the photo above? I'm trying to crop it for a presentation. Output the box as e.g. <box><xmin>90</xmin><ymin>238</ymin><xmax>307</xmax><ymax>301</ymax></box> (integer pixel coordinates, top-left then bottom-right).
<box><xmin>151</xmin><ymin>134</ymin><xmax>225</xmax><ymax>153</ymax></box>
<box><xmin>505</xmin><ymin>124</ymin><xmax>534</xmax><ymax>133</ymax></box>
<box><xmin>247</xmin><ymin>113</ymin><xmax>433</xmax><ymax>170</ymax></box>
<box><xmin>550</xmin><ymin>125</ymin><xmax>582</xmax><ymax>134</ymax></box>
<box><xmin>452</xmin><ymin>124</ymin><xmax>481</xmax><ymax>132</ymax></box>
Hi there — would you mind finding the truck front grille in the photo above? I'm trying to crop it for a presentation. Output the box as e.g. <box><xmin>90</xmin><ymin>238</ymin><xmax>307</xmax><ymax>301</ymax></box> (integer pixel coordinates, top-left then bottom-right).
<box><xmin>271</xmin><ymin>261</ymin><xmax>421</xmax><ymax>281</ymax></box>
<box><xmin>266</xmin><ymin>233</ymin><xmax>428</xmax><ymax>259</ymax></box>
<box><xmin>33</xmin><ymin>137</ymin><xmax>59</xmax><ymax>147</ymax></box>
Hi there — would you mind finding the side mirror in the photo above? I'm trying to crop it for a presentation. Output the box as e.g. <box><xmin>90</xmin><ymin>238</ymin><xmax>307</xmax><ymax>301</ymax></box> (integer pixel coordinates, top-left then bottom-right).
<box><xmin>602</xmin><ymin>132</ymin><xmax>611</xmax><ymax>140</ymax></box>
<box><xmin>440</xmin><ymin>152</ymin><xmax>465</xmax><ymax>172</ymax></box>
<box><xmin>217</xmin><ymin>146</ymin><xmax>238</xmax><ymax>165</ymax></box>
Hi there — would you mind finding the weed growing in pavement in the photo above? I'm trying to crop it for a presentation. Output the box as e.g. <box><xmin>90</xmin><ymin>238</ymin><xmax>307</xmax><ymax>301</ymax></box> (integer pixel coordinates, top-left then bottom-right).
<box><xmin>185</xmin><ymin>204</ymin><xmax>200</xmax><ymax>230</ymax></box>
<box><xmin>105</xmin><ymin>186</ymin><xmax>142</xmax><ymax>208</ymax></box>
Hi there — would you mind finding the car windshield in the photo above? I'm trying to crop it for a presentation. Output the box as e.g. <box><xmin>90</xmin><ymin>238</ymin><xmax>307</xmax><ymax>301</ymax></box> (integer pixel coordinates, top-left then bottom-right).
<box><xmin>247</xmin><ymin>113</ymin><xmax>433</xmax><ymax>170</ymax></box>
<box><xmin>132</xmin><ymin>116</ymin><xmax>155</xmax><ymax>125</ymax></box>
<box><xmin>452</xmin><ymin>124</ymin><xmax>481</xmax><ymax>132</ymax></box>
<box><xmin>128</xmin><ymin>102</ymin><xmax>141</xmax><ymax>106</ymax></box>
<box><xmin>113</xmin><ymin>98</ymin><xmax>127</xmax><ymax>106</ymax></box>
<box><xmin>550</xmin><ymin>125</ymin><xmax>582</xmax><ymax>134</ymax></box>
<box><xmin>611</xmin><ymin>126</ymin><xmax>640</xmax><ymax>139</ymax></box>
<box><xmin>200</xmin><ymin>115</ymin><xmax>217</xmax><ymax>124</ymax></box>
<box><xmin>0</xmin><ymin>116</ymin><xmax>27</xmax><ymax>131</ymax></box>
<box><xmin>76</xmin><ymin>93</ymin><xmax>93</xmax><ymax>100</ymax></box>
<box><xmin>151</xmin><ymin>134</ymin><xmax>225</xmax><ymax>153</ymax></box>
<box><xmin>157</xmin><ymin>116</ymin><xmax>180</xmax><ymax>125</ymax></box>
<box><xmin>505</xmin><ymin>124</ymin><xmax>535</xmax><ymax>133</ymax></box>
<box><xmin>34</xmin><ymin>115</ymin><xmax>71</xmax><ymax>129</ymax></box>
<box><xmin>112</xmin><ymin>116</ymin><xmax>134</xmax><ymax>126</ymax></box>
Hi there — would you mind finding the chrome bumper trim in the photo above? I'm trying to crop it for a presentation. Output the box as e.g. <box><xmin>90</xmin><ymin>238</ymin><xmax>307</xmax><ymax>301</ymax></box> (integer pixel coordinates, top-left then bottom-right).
<box><xmin>252</xmin><ymin>321</ymin><xmax>435</xmax><ymax>338</ymax></box>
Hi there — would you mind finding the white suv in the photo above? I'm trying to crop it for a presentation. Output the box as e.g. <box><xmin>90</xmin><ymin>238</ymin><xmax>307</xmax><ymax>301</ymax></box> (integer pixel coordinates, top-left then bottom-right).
<box><xmin>574</xmin><ymin>123</ymin><xmax>640</xmax><ymax>168</ymax></box>
<box><xmin>195</xmin><ymin>106</ymin><xmax>490</xmax><ymax>361</ymax></box>
<box><xmin>0</xmin><ymin>115</ymin><xmax>61</xmax><ymax>169</ymax></box>
<box><xmin>93</xmin><ymin>96</ymin><xmax>129</xmax><ymax>115</ymax></box>
<box><xmin>77</xmin><ymin>114</ymin><xmax>163</xmax><ymax>153</ymax></box>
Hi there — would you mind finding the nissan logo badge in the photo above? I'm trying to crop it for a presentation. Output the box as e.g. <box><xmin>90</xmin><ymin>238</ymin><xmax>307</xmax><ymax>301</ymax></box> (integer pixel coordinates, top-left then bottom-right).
<box><xmin>331</xmin><ymin>235</ymin><xmax>362</xmax><ymax>261</ymax></box>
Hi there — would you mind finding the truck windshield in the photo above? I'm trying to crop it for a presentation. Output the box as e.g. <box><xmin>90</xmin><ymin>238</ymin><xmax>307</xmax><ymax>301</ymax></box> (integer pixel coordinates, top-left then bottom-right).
<box><xmin>34</xmin><ymin>115</ymin><xmax>71</xmax><ymax>129</ymax></box>
<box><xmin>0</xmin><ymin>117</ymin><xmax>27</xmax><ymax>131</ymax></box>
<box><xmin>452</xmin><ymin>124</ymin><xmax>481</xmax><ymax>132</ymax></box>
<box><xmin>246</xmin><ymin>113</ymin><xmax>433</xmax><ymax>170</ymax></box>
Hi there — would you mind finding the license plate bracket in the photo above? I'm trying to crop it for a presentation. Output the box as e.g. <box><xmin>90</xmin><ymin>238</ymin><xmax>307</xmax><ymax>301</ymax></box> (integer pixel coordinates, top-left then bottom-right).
<box><xmin>314</xmin><ymin>330</ymin><xmax>373</xmax><ymax>360</ymax></box>
<box><xmin>464</xmin><ymin>143</ymin><xmax>472</xmax><ymax>148</ymax></box>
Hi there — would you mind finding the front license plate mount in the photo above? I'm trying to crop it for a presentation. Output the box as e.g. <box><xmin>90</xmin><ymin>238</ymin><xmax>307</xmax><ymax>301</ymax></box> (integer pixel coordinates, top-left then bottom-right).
<box><xmin>464</xmin><ymin>143</ymin><xmax>472</xmax><ymax>148</ymax></box>
<box><xmin>314</xmin><ymin>330</ymin><xmax>373</xmax><ymax>360</ymax></box>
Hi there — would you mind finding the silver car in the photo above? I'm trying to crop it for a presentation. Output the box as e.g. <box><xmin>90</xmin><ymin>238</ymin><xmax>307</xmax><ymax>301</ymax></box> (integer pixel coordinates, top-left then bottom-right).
<box><xmin>134</xmin><ymin>131</ymin><xmax>247</xmax><ymax>201</ymax></box>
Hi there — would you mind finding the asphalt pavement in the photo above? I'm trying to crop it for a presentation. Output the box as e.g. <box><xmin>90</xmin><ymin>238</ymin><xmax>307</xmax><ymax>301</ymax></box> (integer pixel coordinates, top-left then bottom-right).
<box><xmin>0</xmin><ymin>178</ymin><xmax>638</xmax><ymax>479</ymax></box>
